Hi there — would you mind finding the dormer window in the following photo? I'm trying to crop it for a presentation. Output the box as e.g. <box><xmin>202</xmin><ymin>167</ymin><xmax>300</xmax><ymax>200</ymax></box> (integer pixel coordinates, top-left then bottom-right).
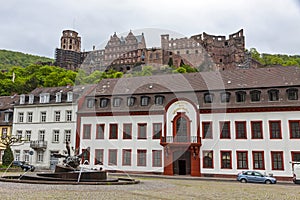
<box><xmin>141</xmin><ymin>96</ymin><xmax>150</xmax><ymax>106</ymax></box>
<box><xmin>87</xmin><ymin>99</ymin><xmax>95</xmax><ymax>108</ymax></box>
<box><xmin>155</xmin><ymin>95</ymin><xmax>164</xmax><ymax>105</ymax></box>
<box><xmin>220</xmin><ymin>92</ymin><xmax>231</xmax><ymax>103</ymax></box>
<box><xmin>204</xmin><ymin>93</ymin><xmax>214</xmax><ymax>103</ymax></box>
<box><xmin>287</xmin><ymin>88</ymin><xmax>298</xmax><ymax>100</ymax></box>
<box><xmin>56</xmin><ymin>92</ymin><xmax>62</xmax><ymax>103</ymax></box>
<box><xmin>236</xmin><ymin>91</ymin><xmax>246</xmax><ymax>103</ymax></box>
<box><xmin>250</xmin><ymin>90</ymin><xmax>261</xmax><ymax>102</ymax></box>
<box><xmin>28</xmin><ymin>94</ymin><xmax>34</xmax><ymax>104</ymax></box>
<box><xmin>100</xmin><ymin>98</ymin><xmax>109</xmax><ymax>108</ymax></box>
<box><xmin>67</xmin><ymin>92</ymin><xmax>73</xmax><ymax>102</ymax></box>
<box><xmin>127</xmin><ymin>97</ymin><xmax>136</xmax><ymax>107</ymax></box>
<box><xmin>268</xmin><ymin>89</ymin><xmax>279</xmax><ymax>101</ymax></box>
<box><xmin>113</xmin><ymin>98</ymin><xmax>122</xmax><ymax>107</ymax></box>
<box><xmin>20</xmin><ymin>94</ymin><xmax>25</xmax><ymax>104</ymax></box>
<box><xmin>40</xmin><ymin>93</ymin><xmax>50</xmax><ymax>103</ymax></box>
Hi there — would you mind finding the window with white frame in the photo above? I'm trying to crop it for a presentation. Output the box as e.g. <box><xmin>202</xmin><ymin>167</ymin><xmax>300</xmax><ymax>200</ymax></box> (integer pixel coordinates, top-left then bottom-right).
<box><xmin>1</xmin><ymin>128</ymin><xmax>7</xmax><ymax>139</ymax></box>
<box><xmin>38</xmin><ymin>130</ymin><xmax>45</xmax><ymax>141</ymax></box>
<box><xmin>53</xmin><ymin>130</ymin><xmax>60</xmax><ymax>143</ymax></box>
<box><xmin>15</xmin><ymin>150</ymin><xmax>20</xmax><ymax>161</ymax></box>
<box><xmin>18</xmin><ymin>112</ymin><xmax>24</xmax><ymax>123</ymax></box>
<box><xmin>39</xmin><ymin>93</ymin><xmax>50</xmax><ymax>103</ymax></box>
<box><xmin>20</xmin><ymin>94</ymin><xmax>25</xmax><ymax>104</ymax></box>
<box><xmin>64</xmin><ymin>130</ymin><xmax>71</xmax><ymax>143</ymax></box>
<box><xmin>25</xmin><ymin>130</ymin><xmax>31</xmax><ymax>141</ymax></box>
<box><xmin>27</xmin><ymin>112</ymin><xmax>33</xmax><ymax>123</ymax></box>
<box><xmin>40</xmin><ymin>111</ymin><xmax>46</xmax><ymax>122</ymax></box>
<box><xmin>56</xmin><ymin>92</ymin><xmax>62</xmax><ymax>102</ymax></box>
<box><xmin>37</xmin><ymin>151</ymin><xmax>44</xmax><ymax>162</ymax></box>
<box><xmin>54</xmin><ymin>111</ymin><xmax>61</xmax><ymax>122</ymax></box>
<box><xmin>66</xmin><ymin>110</ymin><xmax>72</xmax><ymax>122</ymax></box>
<box><xmin>4</xmin><ymin>113</ymin><xmax>9</xmax><ymax>122</ymax></box>
<box><xmin>16</xmin><ymin>130</ymin><xmax>22</xmax><ymax>140</ymax></box>
<box><xmin>67</xmin><ymin>92</ymin><xmax>73</xmax><ymax>102</ymax></box>
<box><xmin>28</xmin><ymin>94</ymin><xmax>34</xmax><ymax>104</ymax></box>
<box><xmin>24</xmin><ymin>150</ymin><xmax>29</xmax><ymax>162</ymax></box>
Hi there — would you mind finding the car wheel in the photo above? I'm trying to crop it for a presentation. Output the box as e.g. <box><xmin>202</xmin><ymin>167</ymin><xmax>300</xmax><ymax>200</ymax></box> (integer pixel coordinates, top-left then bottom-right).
<box><xmin>265</xmin><ymin>180</ymin><xmax>271</xmax><ymax>184</ymax></box>
<box><xmin>240</xmin><ymin>179</ymin><xmax>247</xmax><ymax>183</ymax></box>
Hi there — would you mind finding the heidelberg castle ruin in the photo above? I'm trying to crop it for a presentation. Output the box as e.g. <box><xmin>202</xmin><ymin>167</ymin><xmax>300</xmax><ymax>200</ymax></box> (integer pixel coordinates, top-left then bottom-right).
<box><xmin>54</xmin><ymin>29</ymin><xmax>260</xmax><ymax>73</ymax></box>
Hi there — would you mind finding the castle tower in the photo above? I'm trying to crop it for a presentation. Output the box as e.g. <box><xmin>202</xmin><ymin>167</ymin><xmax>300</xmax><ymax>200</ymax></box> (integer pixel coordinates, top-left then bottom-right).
<box><xmin>60</xmin><ymin>30</ymin><xmax>81</xmax><ymax>52</ymax></box>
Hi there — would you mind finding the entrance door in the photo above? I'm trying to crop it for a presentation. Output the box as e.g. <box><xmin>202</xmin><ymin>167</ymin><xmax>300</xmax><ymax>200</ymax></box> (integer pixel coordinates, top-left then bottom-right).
<box><xmin>173</xmin><ymin>150</ymin><xmax>191</xmax><ymax>175</ymax></box>
<box><xmin>178</xmin><ymin>160</ymin><xmax>186</xmax><ymax>175</ymax></box>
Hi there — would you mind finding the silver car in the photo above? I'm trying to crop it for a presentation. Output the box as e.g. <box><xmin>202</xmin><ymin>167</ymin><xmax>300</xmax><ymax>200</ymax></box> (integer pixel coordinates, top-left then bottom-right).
<box><xmin>237</xmin><ymin>170</ymin><xmax>276</xmax><ymax>184</ymax></box>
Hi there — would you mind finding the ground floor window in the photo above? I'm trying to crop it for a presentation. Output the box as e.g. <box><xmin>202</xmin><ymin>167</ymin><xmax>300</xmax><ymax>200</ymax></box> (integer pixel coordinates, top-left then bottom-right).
<box><xmin>109</xmin><ymin>149</ymin><xmax>117</xmax><ymax>165</ymax></box>
<box><xmin>137</xmin><ymin>150</ymin><xmax>147</xmax><ymax>166</ymax></box>
<box><xmin>271</xmin><ymin>151</ymin><xmax>284</xmax><ymax>170</ymax></box>
<box><xmin>152</xmin><ymin>150</ymin><xmax>162</xmax><ymax>167</ymax></box>
<box><xmin>237</xmin><ymin>151</ymin><xmax>248</xmax><ymax>169</ymax></box>
<box><xmin>122</xmin><ymin>149</ymin><xmax>132</xmax><ymax>166</ymax></box>
<box><xmin>253</xmin><ymin>151</ymin><xmax>265</xmax><ymax>169</ymax></box>
<box><xmin>203</xmin><ymin>151</ymin><xmax>213</xmax><ymax>168</ymax></box>
<box><xmin>95</xmin><ymin>149</ymin><xmax>103</xmax><ymax>165</ymax></box>
<box><xmin>23</xmin><ymin>150</ymin><xmax>30</xmax><ymax>162</ymax></box>
<box><xmin>221</xmin><ymin>151</ymin><xmax>232</xmax><ymax>169</ymax></box>
<box><xmin>15</xmin><ymin>150</ymin><xmax>20</xmax><ymax>161</ymax></box>
<box><xmin>37</xmin><ymin>151</ymin><xmax>44</xmax><ymax>162</ymax></box>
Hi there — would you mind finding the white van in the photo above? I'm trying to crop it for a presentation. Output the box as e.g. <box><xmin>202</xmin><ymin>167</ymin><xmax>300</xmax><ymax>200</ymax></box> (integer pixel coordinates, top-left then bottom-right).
<box><xmin>291</xmin><ymin>162</ymin><xmax>300</xmax><ymax>184</ymax></box>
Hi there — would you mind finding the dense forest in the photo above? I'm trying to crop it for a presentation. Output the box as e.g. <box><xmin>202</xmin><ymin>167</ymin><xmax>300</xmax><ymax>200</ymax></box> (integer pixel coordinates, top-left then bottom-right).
<box><xmin>0</xmin><ymin>49</ymin><xmax>299</xmax><ymax>96</ymax></box>
<box><xmin>0</xmin><ymin>49</ymin><xmax>54</xmax><ymax>70</ymax></box>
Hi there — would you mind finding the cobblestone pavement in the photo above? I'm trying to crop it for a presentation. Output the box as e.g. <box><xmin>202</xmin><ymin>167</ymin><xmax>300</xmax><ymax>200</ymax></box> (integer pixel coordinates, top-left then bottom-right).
<box><xmin>0</xmin><ymin>173</ymin><xmax>299</xmax><ymax>200</ymax></box>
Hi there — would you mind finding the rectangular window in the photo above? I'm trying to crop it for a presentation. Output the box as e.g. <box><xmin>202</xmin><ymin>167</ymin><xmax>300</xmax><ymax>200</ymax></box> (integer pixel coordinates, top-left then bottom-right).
<box><xmin>202</xmin><ymin>122</ymin><xmax>212</xmax><ymax>139</ymax></box>
<box><xmin>253</xmin><ymin>151</ymin><xmax>265</xmax><ymax>170</ymax></box>
<box><xmin>40</xmin><ymin>112</ymin><xmax>46</xmax><ymax>122</ymax></box>
<box><xmin>37</xmin><ymin>151</ymin><xmax>44</xmax><ymax>162</ymax></box>
<box><xmin>27</xmin><ymin>112</ymin><xmax>33</xmax><ymax>123</ymax></box>
<box><xmin>66</xmin><ymin>110</ymin><xmax>72</xmax><ymax>122</ymax></box>
<box><xmin>95</xmin><ymin>149</ymin><xmax>104</xmax><ymax>165</ymax></box>
<box><xmin>24</xmin><ymin>150</ymin><xmax>29</xmax><ymax>162</ymax></box>
<box><xmin>291</xmin><ymin>151</ymin><xmax>300</xmax><ymax>162</ymax></box>
<box><xmin>4</xmin><ymin>113</ymin><xmax>9</xmax><ymax>122</ymax></box>
<box><xmin>96</xmin><ymin>124</ymin><xmax>105</xmax><ymax>139</ymax></box>
<box><xmin>56</xmin><ymin>92</ymin><xmax>61</xmax><ymax>103</ymax></box>
<box><xmin>153</xmin><ymin>123</ymin><xmax>162</xmax><ymax>139</ymax></box>
<box><xmin>113</xmin><ymin>98</ymin><xmax>122</xmax><ymax>107</ymax></box>
<box><xmin>54</xmin><ymin>111</ymin><xmax>61</xmax><ymax>122</ymax></box>
<box><xmin>221</xmin><ymin>151</ymin><xmax>232</xmax><ymax>169</ymax></box>
<box><xmin>123</xmin><ymin>124</ymin><xmax>132</xmax><ymax>139</ymax></box>
<box><xmin>67</xmin><ymin>92</ymin><xmax>73</xmax><ymax>102</ymax></box>
<box><xmin>81</xmin><ymin>149</ymin><xmax>90</xmax><ymax>163</ymax></box>
<box><xmin>39</xmin><ymin>93</ymin><xmax>50</xmax><ymax>103</ymax></box>
<box><xmin>141</xmin><ymin>96</ymin><xmax>150</xmax><ymax>106</ymax></box>
<box><xmin>138</xmin><ymin>123</ymin><xmax>147</xmax><ymax>139</ymax></box>
<box><xmin>18</xmin><ymin>112</ymin><xmax>24</xmax><ymax>123</ymax></box>
<box><xmin>220</xmin><ymin>121</ymin><xmax>230</xmax><ymax>139</ymax></box>
<box><xmin>289</xmin><ymin>120</ymin><xmax>300</xmax><ymax>139</ymax></box>
<box><xmin>39</xmin><ymin>130</ymin><xmax>45</xmax><ymax>141</ymax></box>
<box><xmin>122</xmin><ymin>149</ymin><xmax>132</xmax><ymax>166</ymax></box>
<box><xmin>152</xmin><ymin>150</ymin><xmax>162</xmax><ymax>167</ymax></box>
<box><xmin>269</xmin><ymin>120</ymin><xmax>282</xmax><ymax>139</ymax></box>
<box><xmin>271</xmin><ymin>151</ymin><xmax>284</xmax><ymax>170</ymax></box>
<box><xmin>64</xmin><ymin>130</ymin><xmax>71</xmax><ymax>143</ymax></box>
<box><xmin>16</xmin><ymin>130</ymin><xmax>22</xmax><ymax>140</ymax></box>
<box><xmin>137</xmin><ymin>150</ymin><xmax>147</xmax><ymax>166</ymax></box>
<box><xmin>83</xmin><ymin>124</ymin><xmax>91</xmax><ymax>139</ymax></box>
<box><xmin>235</xmin><ymin>121</ymin><xmax>247</xmax><ymax>139</ymax></box>
<box><xmin>15</xmin><ymin>150</ymin><xmax>20</xmax><ymax>161</ymax></box>
<box><xmin>251</xmin><ymin>121</ymin><xmax>263</xmax><ymax>139</ymax></box>
<box><xmin>52</xmin><ymin>130</ymin><xmax>59</xmax><ymax>143</ymax></box>
<box><xmin>203</xmin><ymin>151</ymin><xmax>213</xmax><ymax>168</ymax></box>
<box><xmin>25</xmin><ymin>130</ymin><xmax>31</xmax><ymax>141</ymax></box>
<box><xmin>109</xmin><ymin>149</ymin><xmax>117</xmax><ymax>165</ymax></box>
<box><xmin>237</xmin><ymin>151</ymin><xmax>248</xmax><ymax>169</ymax></box>
<box><xmin>1</xmin><ymin>128</ymin><xmax>7</xmax><ymax>139</ymax></box>
<box><xmin>109</xmin><ymin>124</ymin><xmax>118</xmax><ymax>139</ymax></box>
<box><xmin>87</xmin><ymin>99</ymin><xmax>94</xmax><ymax>108</ymax></box>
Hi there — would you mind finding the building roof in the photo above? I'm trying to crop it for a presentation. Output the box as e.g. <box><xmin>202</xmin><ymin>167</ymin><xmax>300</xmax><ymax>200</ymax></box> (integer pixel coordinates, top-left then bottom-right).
<box><xmin>93</xmin><ymin>66</ymin><xmax>300</xmax><ymax>96</ymax></box>
<box><xmin>0</xmin><ymin>95</ymin><xmax>19</xmax><ymax>111</ymax></box>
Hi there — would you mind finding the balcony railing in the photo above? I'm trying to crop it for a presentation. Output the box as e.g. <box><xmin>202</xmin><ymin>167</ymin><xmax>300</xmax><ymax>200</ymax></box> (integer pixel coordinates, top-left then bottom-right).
<box><xmin>161</xmin><ymin>136</ymin><xmax>201</xmax><ymax>144</ymax></box>
<box><xmin>30</xmin><ymin>140</ymin><xmax>47</xmax><ymax>150</ymax></box>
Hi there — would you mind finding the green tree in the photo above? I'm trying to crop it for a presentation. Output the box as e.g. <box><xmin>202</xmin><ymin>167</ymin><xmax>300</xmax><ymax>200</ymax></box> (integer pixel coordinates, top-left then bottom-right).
<box><xmin>2</xmin><ymin>146</ymin><xmax>14</xmax><ymax>166</ymax></box>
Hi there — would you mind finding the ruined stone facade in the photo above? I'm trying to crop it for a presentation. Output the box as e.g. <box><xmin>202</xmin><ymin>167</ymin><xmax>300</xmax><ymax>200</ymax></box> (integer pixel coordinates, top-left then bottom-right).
<box><xmin>55</xmin><ymin>29</ymin><xmax>254</xmax><ymax>73</ymax></box>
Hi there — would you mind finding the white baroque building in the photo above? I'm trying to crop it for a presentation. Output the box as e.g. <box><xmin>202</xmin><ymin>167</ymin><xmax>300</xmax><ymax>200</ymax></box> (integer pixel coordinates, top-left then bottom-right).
<box><xmin>77</xmin><ymin>66</ymin><xmax>300</xmax><ymax>180</ymax></box>
<box><xmin>11</xmin><ymin>85</ymin><xmax>94</xmax><ymax>169</ymax></box>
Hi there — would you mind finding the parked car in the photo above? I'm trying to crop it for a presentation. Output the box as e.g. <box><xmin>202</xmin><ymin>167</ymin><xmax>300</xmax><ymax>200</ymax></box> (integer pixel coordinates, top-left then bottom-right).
<box><xmin>237</xmin><ymin>170</ymin><xmax>276</xmax><ymax>184</ymax></box>
<box><xmin>12</xmin><ymin>161</ymin><xmax>35</xmax><ymax>172</ymax></box>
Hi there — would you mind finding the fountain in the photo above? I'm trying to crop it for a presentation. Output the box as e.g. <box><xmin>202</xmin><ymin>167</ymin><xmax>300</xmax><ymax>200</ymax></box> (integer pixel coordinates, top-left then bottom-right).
<box><xmin>0</xmin><ymin>143</ymin><xmax>139</xmax><ymax>185</ymax></box>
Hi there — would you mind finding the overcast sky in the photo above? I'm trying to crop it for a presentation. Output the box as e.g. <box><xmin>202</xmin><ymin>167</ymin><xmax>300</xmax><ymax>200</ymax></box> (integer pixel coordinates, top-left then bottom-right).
<box><xmin>0</xmin><ymin>0</ymin><xmax>299</xmax><ymax>58</ymax></box>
